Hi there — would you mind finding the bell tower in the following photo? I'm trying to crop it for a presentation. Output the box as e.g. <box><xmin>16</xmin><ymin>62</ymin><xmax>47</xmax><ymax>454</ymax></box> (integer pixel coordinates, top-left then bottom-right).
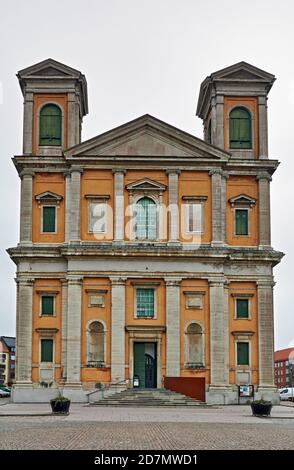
<box><xmin>196</xmin><ymin>61</ymin><xmax>275</xmax><ymax>159</ymax></box>
<box><xmin>17</xmin><ymin>58</ymin><xmax>88</xmax><ymax>156</ymax></box>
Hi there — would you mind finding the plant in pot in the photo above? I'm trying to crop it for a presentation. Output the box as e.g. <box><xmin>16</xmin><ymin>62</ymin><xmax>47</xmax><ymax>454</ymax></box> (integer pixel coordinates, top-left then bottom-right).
<box><xmin>251</xmin><ymin>399</ymin><xmax>272</xmax><ymax>417</ymax></box>
<box><xmin>50</xmin><ymin>392</ymin><xmax>71</xmax><ymax>414</ymax></box>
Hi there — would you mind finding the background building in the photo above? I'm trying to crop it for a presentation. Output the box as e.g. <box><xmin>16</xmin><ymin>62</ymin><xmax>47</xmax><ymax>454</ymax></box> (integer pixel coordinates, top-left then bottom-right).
<box><xmin>8</xmin><ymin>59</ymin><xmax>283</xmax><ymax>403</ymax></box>
<box><xmin>274</xmin><ymin>347</ymin><xmax>294</xmax><ymax>388</ymax></box>
<box><xmin>0</xmin><ymin>336</ymin><xmax>16</xmax><ymax>386</ymax></box>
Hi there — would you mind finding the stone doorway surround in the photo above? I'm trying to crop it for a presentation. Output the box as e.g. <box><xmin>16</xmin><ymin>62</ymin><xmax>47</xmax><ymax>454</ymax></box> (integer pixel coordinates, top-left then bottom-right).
<box><xmin>126</xmin><ymin>325</ymin><xmax>165</xmax><ymax>389</ymax></box>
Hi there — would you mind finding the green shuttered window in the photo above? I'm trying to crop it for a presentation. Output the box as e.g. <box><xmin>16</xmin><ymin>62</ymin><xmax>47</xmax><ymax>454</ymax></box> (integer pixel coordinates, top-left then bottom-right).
<box><xmin>136</xmin><ymin>288</ymin><xmax>155</xmax><ymax>318</ymax></box>
<box><xmin>237</xmin><ymin>342</ymin><xmax>249</xmax><ymax>366</ymax></box>
<box><xmin>235</xmin><ymin>209</ymin><xmax>248</xmax><ymax>235</ymax></box>
<box><xmin>41</xmin><ymin>339</ymin><xmax>53</xmax><ymax>362</ymax></box>
<box><xmin>236</xmin><ymin>299</ymin><xmax>249</xmax><ymax>319</ymax></box>
<box><xmin>39</xmin><ymin>104</ymin><xmax>62</xmax><ymax>146</ymax></box>
<box><xmin>43</xmin><ymin>206</ymin><xmax>56</xmax><ymax>233</ymax></box>
<box><xmin>229</xmin><ymin>107</ymin><xmax>252</xmax><ymax>149</ymax></box>
<box><xmin>41</xmin><ymin>295</ymin><xmax>54</xmax><ymax>316</ymax></box>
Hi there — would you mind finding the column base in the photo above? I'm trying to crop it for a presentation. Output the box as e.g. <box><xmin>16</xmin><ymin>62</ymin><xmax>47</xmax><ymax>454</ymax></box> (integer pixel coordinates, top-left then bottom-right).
<box><xmin>255</xmin><ymin>386</ymin><xmax>280</xmax><ymax>404</ymax></box>
<box><xmin>206</xmin><ymin>385</ymin><xmax>238</xmax><ymax>405</ymax></box>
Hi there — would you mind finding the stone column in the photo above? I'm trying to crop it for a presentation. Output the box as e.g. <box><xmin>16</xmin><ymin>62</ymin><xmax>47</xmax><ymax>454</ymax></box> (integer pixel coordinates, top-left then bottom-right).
<box><xmin>215</xmin><ymin>94</ymin><xmax>224</xmax><ymax>149</ymax></box>
<box><xmin>167</xmin><ymin>170</ymin><xmax>180</xmax><ymax>243</ymax></box>
<box><xmin>258</xmin><ymin>95</ymin><xmax>268</xmax><ymax>159</ymax></box>
<box><xmin>257</xmin><ymin>173</ymin><xmax>272</xmax><ymax>248</ymax></box>
<box><xmin>209</xmin><ymin>168</ymin><xmax>223</xmax><ymax>246</ymax></box>
<box><xmin>61</xmin><ymin>279</ymin><xmax>68</xmax><ymax>381</ymax></box>
<box><xmin>113</xmin><ymin>170</ymin><xmax>125</xmax><ymax>242</ymax></box>
<box><xmin>209</xmin><ymin>278</ymin><xmax>229</xmax><ymax>388</ymax></box>
<box><xmin>15</xmin><ymin>278</ymin><xmax>33</xmax><ymax>384</ymax></box>
<box><xmin>257</xmin><ymin>280</ymin><xmax>275</xmax><ymax>388</ymax></box>
<box><xmin>110</xmin><ymin>277</ymin><xmax>126</xmax><ymax>382</ymax></box>
<box><xmin>70</xmin><ymin>166</ymin><xmax>82</xmax><ymax>243</ymax></box>
<box><xmin>65</xmin><ymin>276</ymin><xmax>82</xmax><ymax>386</ymax></box>
<box><xmin>165</xmin><ymin>278</ymin><xmax>181</xmax><ymax>377</ymax></box>
<box><xmin>23</xmin><ymin>92</ymin><xmax>33</xmax><ymax>155</ymax></box>
<box><xmin>64</xmin><ymin>171</ymin><xmax>71</xmax><ymax>243</ymax></box>
<box><xmin>19</xmin><ymin>170</ymin><xmax>34</xmax><ymax>245</ymax></box>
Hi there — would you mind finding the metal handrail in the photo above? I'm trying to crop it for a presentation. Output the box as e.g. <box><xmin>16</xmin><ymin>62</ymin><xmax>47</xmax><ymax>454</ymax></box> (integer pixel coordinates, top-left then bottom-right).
<box><xmin>86</xmin><ymin>379</ymin><xmax>129</xmax><ymax>399</ymax></box>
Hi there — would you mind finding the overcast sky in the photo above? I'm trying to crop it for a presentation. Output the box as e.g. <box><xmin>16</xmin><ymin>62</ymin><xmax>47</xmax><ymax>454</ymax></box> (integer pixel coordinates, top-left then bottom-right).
<box><xmin>0</xmin><ymin>0</ymin><xmax>293</xmax><ymax>350</ymax></box>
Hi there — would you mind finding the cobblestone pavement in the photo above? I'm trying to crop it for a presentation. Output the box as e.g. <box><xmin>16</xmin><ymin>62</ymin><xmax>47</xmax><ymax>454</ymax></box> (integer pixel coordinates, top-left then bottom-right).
<box><xmin>0</xmin><ymin>404</ymin><xmax>294</xmax><ymax>449</ymax></box>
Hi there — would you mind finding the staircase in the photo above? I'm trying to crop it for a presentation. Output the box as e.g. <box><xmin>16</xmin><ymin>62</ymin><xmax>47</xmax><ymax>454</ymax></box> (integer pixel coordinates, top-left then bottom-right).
<box><xmin>89</xmin><ymin>388</ymin><xmax>206</xmax><ymax>407</ymax></box>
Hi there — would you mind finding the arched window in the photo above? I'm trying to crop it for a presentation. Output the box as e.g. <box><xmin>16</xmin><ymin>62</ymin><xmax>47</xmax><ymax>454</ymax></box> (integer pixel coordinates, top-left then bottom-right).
<box><xmin>39</xmin><ymin>104</ymin><xmax>62</xmax><ymax>146</ymax></box>
<box><xmin>87</xmin><ymin>321</ymin><xmax>105</xmax><ymax>366</ymax></box>
<box><xmin>186</xmin><ymin>323</ymin><xmax>203</xmax><ymax>367</ymax></box>
<box><xmin>229</xmin><ymin>107</ymin><xmax>252</xmax><ymax>149</ymax></box>
<box><xmin>134</xmin><ymin>197</ymin><xmax>157</xmax><ymax>240</ymax></box>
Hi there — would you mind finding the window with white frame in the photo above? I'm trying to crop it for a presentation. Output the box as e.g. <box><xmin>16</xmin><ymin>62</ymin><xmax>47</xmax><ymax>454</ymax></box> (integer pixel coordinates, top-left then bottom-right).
<box><xmin>87</xmin><ymin>321</ymin><xmax>105</xmax><ymax>366</ymax></box>
<box><xmin>185</xmin><ymin>323</ymin><xmax>204</xmax><ymax>367</ymax></box>
<box><xmin>136</xmin><ymin>288</ymin><xmax>155</xmax><ymax>318</ymax></box>
<box><xmin>134</xmin><ymin>197</ymin><xmax>157</xmax><ymax>240</ymax></box>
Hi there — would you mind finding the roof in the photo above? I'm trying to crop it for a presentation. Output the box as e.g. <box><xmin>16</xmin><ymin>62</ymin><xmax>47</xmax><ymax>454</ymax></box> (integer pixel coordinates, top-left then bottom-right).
<box><xmin>274</xmin><ymin>348</ymin><xmax>294</xmax><ymax>362</ymax></box>
<box><xmin>1</xmin><ymin>336</ymin><xmax>16</xmax><ymax>350</ymax></box>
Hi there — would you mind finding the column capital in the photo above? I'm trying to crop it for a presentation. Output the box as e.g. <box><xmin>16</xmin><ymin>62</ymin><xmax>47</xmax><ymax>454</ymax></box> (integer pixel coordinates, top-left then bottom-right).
<box><xmin>164</xmin><ymin>277</ymin><xmax>182</xmax><ymax>287</ymax></box>
<box><xmin>64</xmin><ymin>170</ymin><xmax>71</xmax><ymax>178</ymax></box>
<box><xmin>112</xmin><ymin>168</ymin><xmax>126</xmax><ymax>175</ymax></box>
<box><xmin>110</xmin><ymin>276</ymin><xmax>127</xmax><ymax>286</ymax></box>
<box><xmin>70</xmin><ymin>165</ymin><xmax>83</xmax><ymax>174</ymax></box>
<box><xmin>166</xmin><ymin>169</ymin><xmax>181</xmax><ymax>175</ymax></box>
<box><xmin>208</xmin><ymin>277</ymin><xmax>226</xmax><ymax>287</ymax></box>
<box><xmin>257</xmin><ymin>279</ymin><xmax>275</xmax><ymax>288</ymax></box>
<box><xmin>20</xmin><ymin>169</ymin><xmax>35</xmax><ymax>178</ymax></box>
<box><xmin>256</xmin><ymin>172</ymin><xmax>272</xmax><ymax>182</ymax></box>
<box><xmin>67</xmin><ymin>276</ymin><xmax>83</xmax><ymax>285</ymax></box>
<box><xmin>209</xmin><ymin>167</ymin><xmax>223</xmax><ymax>177</ymax></box>
<box><xmin>16</xmin><ymin>277</ymin><xmax>34</xmax><ymax>286</ymax></box>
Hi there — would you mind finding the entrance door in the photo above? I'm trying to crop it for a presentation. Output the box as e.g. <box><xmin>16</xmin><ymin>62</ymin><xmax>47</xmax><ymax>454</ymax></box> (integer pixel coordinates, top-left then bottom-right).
<box><xmin>134</xmin><ymin>343</ymin><xmax>156</xmax><ymax>388</ymax></box>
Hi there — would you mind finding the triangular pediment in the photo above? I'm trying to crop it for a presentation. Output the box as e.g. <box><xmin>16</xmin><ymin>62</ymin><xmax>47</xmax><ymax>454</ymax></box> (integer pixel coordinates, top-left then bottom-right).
<box><xmin>35</xmin><ymin>191</ymin><xmax>63</xmax><ymax>204</ymax></box>
<box><xmin>126</xmin><ymin>178</ymin><xmax>167</xmax><ymax>191</ymax></box>
<box><xmin>212</xmin><ymin>61</ymin><xmax>275</xmax><ymax>82</ymax></box>
<box><xmin>17</xmin><ymin>58</ymin><xmax>82</xmax><ymax>79</ymax></box>
<box><xmin>64</xmin><ymin>115</ymin><xmax>229</xmax><ymax>161</ymax></box>
<box><xmin>229</xmin><ymin>194</ymin><xmax>256</xmax><ymax>207</ymax></box>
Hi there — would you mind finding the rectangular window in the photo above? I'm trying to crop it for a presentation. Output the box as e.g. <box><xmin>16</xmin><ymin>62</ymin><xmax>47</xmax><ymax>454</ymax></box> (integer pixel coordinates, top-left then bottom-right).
<box><xmin>185</xmin><ymin>203</ymin><xmax>203</xmax><ymax>233</ymax></box>
<box><xmin>235</xmin><ymin>209</ymin><xmax>248</xmax><ymax>236</ymax></box>
<box><xmin>88</xmin><ymin>202</ymin><xmax>107</xmax><ymax>233</ymax></box>
<box><xmin>41</xmin><ymin>295</ymin><xmax>54</xmax><ymax>315</ymax></box>
<box><xmin>237</xmin><ymin>342</ymin><xmax>249</xmax><ymax>366</ymax></box>
<box><xmin>136</xmin><ymin>288</ymin><xmax>155</xmax><ymax>318</ymax></box>
<box><xmin>42</xmin><ymin>206</ymin><xmax>56</xmax><ymax>233</ymax></box>
<box><xmin>40</xmin><ymin>339</ymin><xmax>53</xmax><ymax>362</ymax></box>
<box><xmin>236</xmin><ymin>298</ymin><xmax>249</xmax><ymax>319</ymax></box>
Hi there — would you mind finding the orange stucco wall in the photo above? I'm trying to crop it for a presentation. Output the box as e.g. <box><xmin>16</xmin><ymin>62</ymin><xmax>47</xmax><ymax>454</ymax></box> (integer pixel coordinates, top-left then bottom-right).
<box><xmin>32</xmin><ymin>173</ymin><xmax>65</xmax><ymax>244</ymax></box>
<box><xmin>32</xmin><ymin>94</ymin><xmax>68</xmax><ymax>154</ymax></box>
<box><xmin>224</xmin><ymin>96</ymin><xmax>259</xmax><ymax>157</ymax></box>
<box><xmin>228</xmin><ymin>281</ymin><xmax>258</xmax><ymax>385</ymax></box>
<box><xmin>226</xmin><ymin>176</ymin><xmax>259</xmax><ymax>246</ymax></box>
<box><xmin>32</xmin><ymin>279</ymin><xmax>62</xmax><ymax>383</ymax></box>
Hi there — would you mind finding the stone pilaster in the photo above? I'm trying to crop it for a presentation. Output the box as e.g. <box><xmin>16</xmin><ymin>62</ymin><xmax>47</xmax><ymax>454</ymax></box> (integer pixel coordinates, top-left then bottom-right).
<box><xmin>257</xmin><ymin>172</ymin><xmax>272</xmax><ymax>248</ymax></box>
<box><xmin>23</xmin><ymin>92</ymin><xmax>33</xmax><ymax>155</ymax></box>
<box><xmin>110</xmin><ymin>277</ymin><xmax>126</xmax><ymax>382</ymax></box>
<box><xmin>215</xmin><ymin>95</ymin><xmax>224</xmax><ymax>149</ymax></box>
<box><xmin>19</xmin><ymin>170</ymin><xmax>34</xmax><ymax>245</ymax></box>
<box><xmin>209</xmin><ymin>277</ymin><xmax>229</xmax><ymax>387</ymax></box>
<box><xmin>64</xmin><ymin>171</ymin><xmax>71</xmax><ymax>243</ymax></box>
<box><xmin>258</xmin><ymin>95</ymin><xmax>269</xmax><ymax>159</ymax></box>
<box><xmin>67</xmin><ymin>92</ymin><xmax>80</xmax><ymax>148</ymax></box>
<box><xmin>70</xmin><ymin>166</ymin><xmax>82</xmax><ymax>243</ymax></box>
<box><xmin>209</xmin><ymin>168</ymin><xmax>223</xmax><ymax>246</ymax></box>
<box><xmin>15</xmin><ymin>278</ymin><xmax>34</xmax><ymax>384</ymax></box>
<box><xmin>165</xmin><ymin>277</ymin><xmax>181</xmax><ymax>377</ymax></box>
<box><xmin>61</xmin><ymin>279</ymin><xmax>68</xmax><ymax>381</ymax></box>
<box><xmin>257</xmin><ymin>280</ymin><xmax>275</xmax><ymax>388</ymax></box>
<box><xmin>167</xmin><ymin>170</ymin><xmax>180</xmax><ymax>243</ymax></box>
<box><xmin>221</xmin><ymin>172</ymin><xmax>228</xmax><ymax>243</ymax></box>
<box><xmin>113</xmin><ymin>170</ymin><xmax>125</xmax><ymax>242</ymax></box>
<box><xmin>65</xmin><ymin>276</ymin><xmax>82</xmax><ymax>386</ymax></box>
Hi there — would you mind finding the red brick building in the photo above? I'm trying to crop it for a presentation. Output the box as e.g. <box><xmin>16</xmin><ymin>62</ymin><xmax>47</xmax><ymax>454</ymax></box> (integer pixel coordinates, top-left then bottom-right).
<box><xmin>274</xmin><ymin>348</ymin><xmax>294</xmax><ymax>388</ymax></box>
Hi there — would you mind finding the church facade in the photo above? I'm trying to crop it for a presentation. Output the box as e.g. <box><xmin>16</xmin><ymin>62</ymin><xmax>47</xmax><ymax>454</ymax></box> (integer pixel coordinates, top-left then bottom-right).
<box><xmin>8</xmin><ymin>59</ymin><xmax>283</xmax><ymax>403</ymax></box>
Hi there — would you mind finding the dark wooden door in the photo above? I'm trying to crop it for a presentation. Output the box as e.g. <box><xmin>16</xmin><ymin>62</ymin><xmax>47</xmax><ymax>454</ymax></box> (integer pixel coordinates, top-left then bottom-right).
<box><xmin>145</xmin><ymin>353</ymin><xmax>155</xmax><ymax>388</ymax></box>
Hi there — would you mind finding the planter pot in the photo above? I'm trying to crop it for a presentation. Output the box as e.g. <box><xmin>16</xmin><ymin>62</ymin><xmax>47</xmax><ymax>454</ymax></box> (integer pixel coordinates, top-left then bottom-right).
<box><xmin>251</xmin><ymin>402</ymin><xmax>272</xmax><ymax>417</ymax></box>
<box><xmin>50</xmin><ymin>399</ymin><xmax>71</xmax><ymax>414</ymax></box>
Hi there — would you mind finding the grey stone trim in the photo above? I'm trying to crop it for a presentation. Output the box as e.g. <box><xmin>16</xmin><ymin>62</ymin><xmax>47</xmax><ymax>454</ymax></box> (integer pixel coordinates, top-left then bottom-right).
<box><xmin>209</xmin><ymin>169</ymin><xmax>223</xmax><ymax>245</ymax></box>
<box><xmin>110</xmin><ymin>277</ymin><xmax>126</xmax><ymax>382</ymax></box>
<box><xmin>215</xmin><ymin>95</ymin><xmax>224</xmax><ymax>149</ymax></box>
<box><xmin>257</xmin><ymin>280</ymin><xmax>275</xmax><ymax>387</ymax></box>
<box><xmin>165</xmin><ymin>277</ymin><xmax>182</xmax><ymax>377</ymax></box>
<box><xmin>61</xmin><ymin>279</ymin><xmax>68</xmax><ymax>381</ymax></box>
<box><xmin>70</xmin><ymin>168</ymin><xmax>82</xmax><ymax>242</ymax></box>
<box><xmin>65</xmin><ymin>276</ymin><xmax>83</xmax><ymax>385</ymax></box>
<box><xmin>19</xmin><ymin>171</ymin><xmax>34</xmax><ymax>245</ymax></box>
<box><xmin>168</xmin><ymin>171</ymin><xmax>179</xmax><ymax>242</ymax></box>
<box><xmin>258</xmin><ymin>96</ymin><xmax>269</xmax><ymax>159</ymax></box>
<box><xmin>257</xmin><ymin>173</ymin><xmax>271</xmax><ymax>247</ymax></box>
<box><xmin>15</xmin><ymin>278</ymin><xmax>34</xmax><ymax>384</ymax></box>
<box><xmin>64</xmin><ymin>172</ymin><xmax>71</xmax><ymax>243</ymax></box>
<box><xmin>23</xmin><ymin>92</ymin><xmax>33</xmax><ymax>155</ymax></box>
<box><xmin>113</xmin><ymin>171</ymin><xmax>124</xmax><ymax>241</ymax></box>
